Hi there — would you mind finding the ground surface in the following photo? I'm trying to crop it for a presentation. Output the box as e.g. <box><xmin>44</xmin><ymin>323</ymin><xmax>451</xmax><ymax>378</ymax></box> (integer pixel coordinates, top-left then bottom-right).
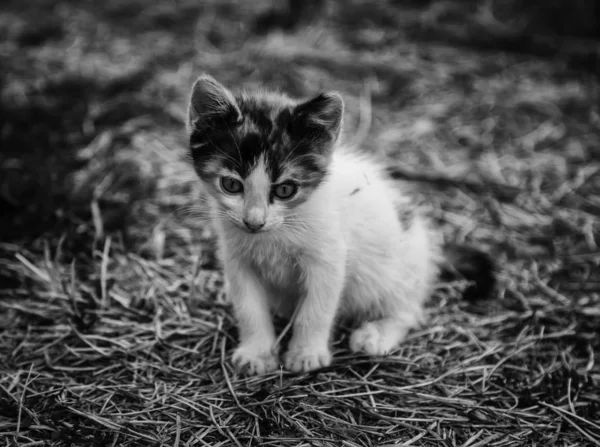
<box><xmin>1</xmin><ymin>0</ymin><xmax>600</xmax><ymax>446</ymax></box>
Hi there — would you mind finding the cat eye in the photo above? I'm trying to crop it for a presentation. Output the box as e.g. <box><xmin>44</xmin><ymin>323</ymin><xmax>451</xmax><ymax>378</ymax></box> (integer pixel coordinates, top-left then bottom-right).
<box><xmin>273</xmin><ymin>182</ymin><xmax>298</xmax><ymax>200</ymax></box>
<box><xmin>221</xmin><ymin>176</ymin><xmax>243</xmax><ymax>194</ymax></box>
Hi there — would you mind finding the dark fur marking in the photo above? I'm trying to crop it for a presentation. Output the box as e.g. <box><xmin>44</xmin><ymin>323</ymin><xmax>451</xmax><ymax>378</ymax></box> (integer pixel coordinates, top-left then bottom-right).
<box><xmin>398</xmin><ymin>207</ymin><xmax>415</xmax><ymax>231</ymax></box>
<box><xmin>190</xmin><ymin>92</ymin><xmax>333</xmax><ymax>190</ymax></box>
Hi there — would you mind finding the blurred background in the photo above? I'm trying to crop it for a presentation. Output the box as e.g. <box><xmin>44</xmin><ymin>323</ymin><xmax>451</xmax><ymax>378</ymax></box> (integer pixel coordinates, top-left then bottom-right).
<box><xmin>1</xmin><ymin>0</ymin><xmax>599</xmax><ymax>260</ymax></box>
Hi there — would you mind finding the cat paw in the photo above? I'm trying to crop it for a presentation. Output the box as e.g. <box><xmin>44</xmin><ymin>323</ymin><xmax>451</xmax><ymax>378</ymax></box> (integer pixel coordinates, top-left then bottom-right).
<box><xmin>349</xmin><ymin>321</ymin><xmax>406</xmax><ymax>356</ymax></box>
<box><xmin>284</xmin><ymin>346</ymin><xmax>332</xmax><ymax>373</ymax></box>
<box><xmin>232</xmin><ymin>346</ymin><xmax>279</xmax><ymax>375</ymax></box>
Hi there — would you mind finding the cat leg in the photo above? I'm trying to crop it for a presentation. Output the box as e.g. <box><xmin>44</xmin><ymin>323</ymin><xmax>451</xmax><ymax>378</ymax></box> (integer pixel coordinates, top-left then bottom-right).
<box><xmin>227</xmin><ymin>261</ymin><xmax>279</xmax><ymax>375</ymax></box>
<box><xmin>349</xmin><ymin>249</ymin><xmax>432</xmax><ymax>356</ymax></box>
<box><xmin>284</xmin><ymin>254</ymin><xmax>346</xmax><ymax>373</ymax></box>
<box><xmin>349</xmin><ymin>315</ymin><xmax>420</xmax><ymax>356</ymax></box>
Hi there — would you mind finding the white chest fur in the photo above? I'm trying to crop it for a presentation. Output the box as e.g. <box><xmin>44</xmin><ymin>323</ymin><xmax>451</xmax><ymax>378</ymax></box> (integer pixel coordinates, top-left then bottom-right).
<box><xmin>220</xmin><ymin>228</ymin><xmax>307</xmax><ymax>316</ymax></box>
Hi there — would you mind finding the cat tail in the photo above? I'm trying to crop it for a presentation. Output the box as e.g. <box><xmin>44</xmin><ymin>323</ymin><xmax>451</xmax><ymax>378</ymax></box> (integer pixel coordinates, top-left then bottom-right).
<box><xmin>439</xmin><ymin>243</ymin><xmax>496</xmax><ymax>301</ymax></box>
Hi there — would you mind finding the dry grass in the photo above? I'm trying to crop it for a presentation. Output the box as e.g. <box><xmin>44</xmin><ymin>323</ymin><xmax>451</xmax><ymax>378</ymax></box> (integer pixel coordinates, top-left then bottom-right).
<box><xmin>1</xmin><ymin>0</ymin><xmax>599</xmax><ymax>445</ymax></box>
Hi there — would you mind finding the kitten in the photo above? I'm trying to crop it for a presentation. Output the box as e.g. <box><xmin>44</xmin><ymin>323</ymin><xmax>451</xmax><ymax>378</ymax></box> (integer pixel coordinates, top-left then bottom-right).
<box><xmin>186</xmin><ymin>74</ymin><xmax>495</xmax><ymax>375</ymax></box>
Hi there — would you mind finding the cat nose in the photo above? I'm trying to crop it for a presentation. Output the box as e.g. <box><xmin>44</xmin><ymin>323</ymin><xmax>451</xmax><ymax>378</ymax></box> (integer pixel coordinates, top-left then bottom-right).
<box><xmin>243</xmin><ymin>220</ymin><xmax>265</xmax><ymax>231</ymax></box>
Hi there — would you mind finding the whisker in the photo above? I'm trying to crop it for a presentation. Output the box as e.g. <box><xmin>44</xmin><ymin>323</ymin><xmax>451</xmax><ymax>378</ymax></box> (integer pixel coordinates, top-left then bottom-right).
<box><xmin>280</xmin><ymin>135</ymin><xmax>309</xmax><ymax>167</ymax></box>
<box><xmin>174</xmin><ymin>204</ymin><xmax>229</xmax><ymax>220</ymax></box>
<box><xmin>224</xmin><ymin>121</ymin><xmax>243</xmax><ymax>167</ymax></box>
<box><xmin>286</xmin><ymin>153</ymin><xmax>319</xmax><ymax>164</ymax></box>
<box><xmin>283</xmin><ymin>212</ymin><xmax>331</xmax><ymax>222</ymax></box>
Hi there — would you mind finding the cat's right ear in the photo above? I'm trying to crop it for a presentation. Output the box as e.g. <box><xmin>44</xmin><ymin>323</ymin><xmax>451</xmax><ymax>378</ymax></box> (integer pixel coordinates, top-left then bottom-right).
<box><xmin>292</xmin><ymin>92</ymin><xmax>344</xmax><ymax>144</ymax></box>
<box><xmin>187</xmin><ymin>74</ymin><xmax>242</xmax><ymax>134</ymax></box>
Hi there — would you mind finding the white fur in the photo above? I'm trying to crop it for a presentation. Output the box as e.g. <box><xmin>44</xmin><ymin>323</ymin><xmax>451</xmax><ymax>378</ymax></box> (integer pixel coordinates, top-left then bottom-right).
<box><xmin>206</xmin><ymin>146</ymin><xmax>442</xmax><ymax>374</ymax></box>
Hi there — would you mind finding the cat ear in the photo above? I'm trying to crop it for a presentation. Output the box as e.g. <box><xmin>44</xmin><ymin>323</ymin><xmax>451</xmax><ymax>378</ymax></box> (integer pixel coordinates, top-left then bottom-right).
<box><xmin>293</xmin><ymin>92</ymin><xmax>344</xmax><ymax>142</ymax></box>
<box><xmin>187</xmin><ymin>74</ymin><xmax>242</xmax><ymax>133</ymax></box>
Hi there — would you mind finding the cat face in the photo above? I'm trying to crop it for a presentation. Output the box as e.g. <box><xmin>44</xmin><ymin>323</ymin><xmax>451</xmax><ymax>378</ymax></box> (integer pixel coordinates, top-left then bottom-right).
<box><xmin>187</xmin><ymin>74</ymin><xmax>344</xmax><ymax>234</ymax></box>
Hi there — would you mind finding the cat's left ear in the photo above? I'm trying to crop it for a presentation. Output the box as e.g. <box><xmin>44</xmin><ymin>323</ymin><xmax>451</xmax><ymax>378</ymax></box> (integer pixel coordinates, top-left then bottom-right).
<box><xmin>293</xmin><ymin>92</ymin><xmax>344</xmax><ymax>144</ymax></box>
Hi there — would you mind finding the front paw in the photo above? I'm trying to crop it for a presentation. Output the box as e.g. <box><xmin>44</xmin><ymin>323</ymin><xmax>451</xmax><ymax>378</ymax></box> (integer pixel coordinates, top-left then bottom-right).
<box><xmin>284</xmin><ymin>345</ymin><xmax>332</xmax><ymax>373</ymax></box>
<box><xmin>232</xmin><ymin>346</ymin><xmax>279</xmax><ymax>375</ymax></box>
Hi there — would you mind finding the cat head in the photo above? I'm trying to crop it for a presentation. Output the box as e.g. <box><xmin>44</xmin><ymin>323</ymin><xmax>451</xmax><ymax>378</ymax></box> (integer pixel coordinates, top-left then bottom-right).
<box><xmin>187</xmin><ymin>74</ymin><xmax>344</xmax><ymax>234</ymax></box>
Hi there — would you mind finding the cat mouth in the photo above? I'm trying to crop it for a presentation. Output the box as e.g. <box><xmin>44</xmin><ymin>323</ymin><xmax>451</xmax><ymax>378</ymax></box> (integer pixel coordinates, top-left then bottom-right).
<box><xmin>239</xmin><ymin>224</ymin><xmax>268</xmax><ymax>234</ymax></box>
